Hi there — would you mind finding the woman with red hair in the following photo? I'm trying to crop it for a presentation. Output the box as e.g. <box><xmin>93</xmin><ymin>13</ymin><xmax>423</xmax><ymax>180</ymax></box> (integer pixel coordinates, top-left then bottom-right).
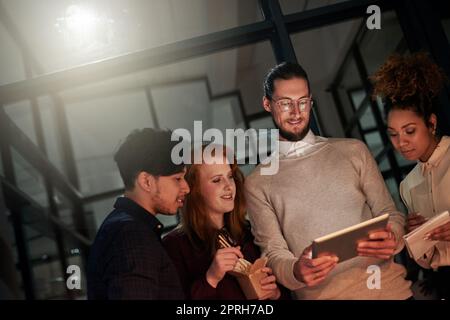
<box><xmin>163</xmin><ymin>145</ymin><xmax>286</xmax><ymax>300</ymax></box>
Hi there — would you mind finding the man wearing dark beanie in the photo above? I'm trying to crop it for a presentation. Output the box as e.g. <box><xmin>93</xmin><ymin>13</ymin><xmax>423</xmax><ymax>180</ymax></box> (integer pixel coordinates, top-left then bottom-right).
<box><xmin>87</xmin><ymin>128</ymin><xmax>190</xmax><ymax>299</ymax></box>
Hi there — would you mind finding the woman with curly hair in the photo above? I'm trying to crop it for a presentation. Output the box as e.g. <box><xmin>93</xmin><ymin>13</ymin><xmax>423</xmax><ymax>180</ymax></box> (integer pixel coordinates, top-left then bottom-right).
<box><xmin>371</xmin><ymin>52</ymin><xmax>450</xmax><ymax>299</ymax></box>
<box><xmin>163</xmin><ymin>145</ymin><xmax>288</xmax><ymax>300</ymax></box>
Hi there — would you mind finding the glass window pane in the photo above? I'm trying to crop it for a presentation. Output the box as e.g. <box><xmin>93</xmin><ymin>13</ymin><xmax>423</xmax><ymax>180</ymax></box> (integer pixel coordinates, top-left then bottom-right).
<box><xmin>211</xmin><ymin>95</ymin><xmax>246</xmax><ymax>131</ymax></box>
<box><xmin>332</xmin><ymin>61</ymin><xmax>363</xmax><ymax>137</ymax></box>
<box><xmin>0</xmin><ymin>151</ymin><xmax>4</xmax><ymax>177</ymax></box>
<box><xmin>156</xmin><ymin>214</ymin><xmax>179</xmax><ymax>230</ymax></box>
<box><xmin>238</xmin><ymin>163</ymin><xmax>256</xmax><ymax>177</ymax></box>
<box><xmin>29</xmin><ymin>241</ymin><xmax>66</xmax><ymax>299</ymax></box>
<box><xmin>151</xmin><ymin>80</ymin><xmax>252</xmax><ymax>162</ymax></box>
<box><xmin>395</xmin><ymin>151</ymin><xmax>416</xmax><ymax>168</ymax></box>
<box><xmin>442</xmin><ymin>18</ymin><xmax>450</xmax><ymax>43</ymax></box>
<box><xmin>60</xmin><ymin>40</ymin><xmax>275</xmax><ymax>121</ymax></box>
<box><xmin>4</xmin><ymin>101</ymin><xmax>38</xmax><ymax>146</ymax></box>
<box><xmin>85</xmin><ymin>197</ymin><xmax>119</xmax><ymax>231</ymax></box>
<box><xmin>364</xmin><ymin>131</ymin><xmax>384</xmax><ymax>157</ymax></box>
<box><xmin>23</xmin><ymin>202</ymin><xmax>88</xmax><ymax>299</ymax></box>
<box><xmin>349</xmin><ymin>89</ymin><xmax>365</xmax><ymax>108</ymax></box>
<box><xmin>37</xmin><ymin>96</ymin><xmax>66</xmax><ymax>177</ymax></box>
<box><xmin>385</xmin><ymin>177</ymin><xmax>406</xmax><ymax>213</ymax></box>
<box><xmin>359</xmin><ymin>104</ymin><xmax>377</xmax><ymax>130</ymax></box>
<box><xmin>151</xmin><ymin>80</ymin><xmax>211</xmax><ymax>135</ymax></box>
<box><xmin>212</xmin><ymin>95</ymin><xmax>251</xmax><ymax>163</ymax></box>
<box><xmin>1</xmin><ymin>0</ymin><xmax>263</xmax><ymax>74</ymax></box>
<box><xmin>63</xmin><ymin>90</ymin><xmax>154</xmax><ymax>196</ymax></box>
<box><xmin>11</xmin><ymin>148</ymin><xmax>48</xmax><ymax>208</ymax></box>
<box><xmin>0</xmin><ymin>205</ymin><xmax>24</xmax><ymax>298</ymax></box>
<box><xmin>376</xmin><ymin>97</ymin><xmax>387</xmax><ymax>120</ymax></box>
<box><xmin>22</xmin><ymin>215</ymin><xmax>65</xmax><ymax>300</ymax></box>
<box><xmin>280</xmin><ymin>0</ymin><xmax>350</xmax><ymax>15</ymax></box>
<box><xmin>0</xmin><ymin>19</ymin><xmax>26</xmax><ymax>86</ymax></box>
<box><xmin>53</xmin><ymin>190</ymin><xmax>75</xmax><ymax>231</ymax></box>
<box><xmin>349</xmin><ymin>89</ymin><xmax>383</xmax><ymax>131</ymax></box>
<box><xmin>359</xmin><ymin>11</ymin><xmax>407</xmax><ymax>76</ymax></box>
<box><xmin>378</xmin><ymin>155</ymin><xmax>391</xmax><ymax>172</ymax></box>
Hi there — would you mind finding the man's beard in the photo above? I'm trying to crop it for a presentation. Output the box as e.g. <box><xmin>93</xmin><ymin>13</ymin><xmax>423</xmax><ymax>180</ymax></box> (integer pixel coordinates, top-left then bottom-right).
<box><xmin>272</xmin><ymin>117</ymin><xmax>310</xmax><ymax>142</ymax></box>
<box><xmin>152</xmin><ymin>182</ymin><xmax>175</xmax><ymax>215</ymax></box>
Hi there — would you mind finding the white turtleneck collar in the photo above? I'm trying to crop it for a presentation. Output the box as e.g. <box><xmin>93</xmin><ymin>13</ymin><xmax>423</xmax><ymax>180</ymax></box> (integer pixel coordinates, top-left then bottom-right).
<box><xmin>278</xmin><ymin>129</ymin><xmax>316</xmax><ymax>158</ymax></box>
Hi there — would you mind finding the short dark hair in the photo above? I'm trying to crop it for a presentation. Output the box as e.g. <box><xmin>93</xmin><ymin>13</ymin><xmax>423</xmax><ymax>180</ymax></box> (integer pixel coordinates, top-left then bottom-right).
<box><xmin>114</xmin><ymin>128</ymin><xmax>185</xmax><ymax>190</ymax></box>
<box><xmin>263</xmin><ymin>62</ymin><xmax>310</xmax><ymax>99</ymax></box>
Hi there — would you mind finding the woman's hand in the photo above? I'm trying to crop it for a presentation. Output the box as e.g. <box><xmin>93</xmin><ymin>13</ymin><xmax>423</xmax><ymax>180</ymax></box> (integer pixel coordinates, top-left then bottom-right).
<box><xmin>206</xmin><ymin>247</ymin><xmax>243</xmax><ymax>288</ymax></box>
<box><xmin>426</xmin><ymin>221</ymin><xmax>450</xmax><ymax>241</ymax></box>
<box><xmin>406</xmin><ymin>213</ymin><xmax>428</xmax><ymax>233</ymax></box>
<box><xmin>258</xmin><ymin>267</ymin><xmax>281</xmax><ymax>300</ymax></box>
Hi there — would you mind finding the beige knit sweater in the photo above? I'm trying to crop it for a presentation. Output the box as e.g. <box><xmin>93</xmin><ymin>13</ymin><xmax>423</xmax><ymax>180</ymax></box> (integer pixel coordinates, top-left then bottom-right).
<box><xmin>245</xmin><ymin>137</ymin><xmax>412</xmax><ymax>300</ymax></box>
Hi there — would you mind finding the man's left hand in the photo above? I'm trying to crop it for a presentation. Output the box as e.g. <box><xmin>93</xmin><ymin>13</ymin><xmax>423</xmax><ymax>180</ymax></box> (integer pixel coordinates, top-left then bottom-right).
<box><xmin>357</xmin><ymin>225</ymin><xmax>397</xmax><ymax>260</ymax></box>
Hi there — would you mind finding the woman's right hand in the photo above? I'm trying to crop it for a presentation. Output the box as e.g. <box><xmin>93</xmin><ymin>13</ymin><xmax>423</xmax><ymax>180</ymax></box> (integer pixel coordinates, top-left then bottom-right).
<box><xmin>206</xmin><ymin>247</ymin><xmax>243</xmax><ymax>288</ymax></box>
<box><xmin>258</xmin><ymin>267</ymin><xmax>281</xmax><ymax>300</ymax></box>
<box><xmin>406</xmin><ymin>213</ymin><xmax>428</xmax><ymax>233</ymax></box>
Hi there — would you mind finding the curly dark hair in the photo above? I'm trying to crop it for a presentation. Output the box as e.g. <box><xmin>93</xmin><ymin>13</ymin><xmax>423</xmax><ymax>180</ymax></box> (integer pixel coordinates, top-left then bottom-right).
<box><xmin>371</xmin><ymin>52</ymin><xmax>447</xmax><ymax>126</ymax></box>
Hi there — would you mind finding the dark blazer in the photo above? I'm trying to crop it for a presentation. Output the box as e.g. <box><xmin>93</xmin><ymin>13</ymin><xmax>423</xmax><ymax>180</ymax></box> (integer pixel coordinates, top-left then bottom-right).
<box><xmin>87</xmin><ymin>197</ymin><xmax>184</xmax><ymax>300</ymax></box>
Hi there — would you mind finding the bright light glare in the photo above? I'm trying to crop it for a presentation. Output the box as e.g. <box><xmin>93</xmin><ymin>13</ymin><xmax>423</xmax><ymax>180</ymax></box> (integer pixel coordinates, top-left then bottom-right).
<box><xmin>55</xmin><ymin>4</ymin><xmax>114</xmax><ymax>50</ymax></box>
<box><xmin>65</xmin><ymin>5</ymin><xmax>97</xmax><ymax>35</ymax></box>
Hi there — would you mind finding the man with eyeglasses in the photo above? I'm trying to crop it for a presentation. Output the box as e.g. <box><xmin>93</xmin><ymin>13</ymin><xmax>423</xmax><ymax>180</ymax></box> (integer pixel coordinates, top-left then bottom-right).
<box><xmin>244</xmin><ymin>62</ymin><xmax>412</xmax><ymax>299</ymax></box>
